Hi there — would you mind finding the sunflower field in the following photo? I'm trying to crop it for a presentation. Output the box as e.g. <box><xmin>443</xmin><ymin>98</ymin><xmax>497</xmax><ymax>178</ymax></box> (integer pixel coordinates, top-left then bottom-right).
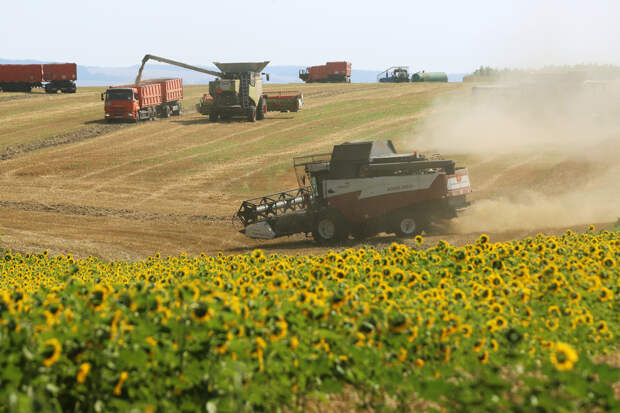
<box><xmin>1</xmin><ymin>228</ymin><xmax>619</xmax><ymax>412</ymax></box>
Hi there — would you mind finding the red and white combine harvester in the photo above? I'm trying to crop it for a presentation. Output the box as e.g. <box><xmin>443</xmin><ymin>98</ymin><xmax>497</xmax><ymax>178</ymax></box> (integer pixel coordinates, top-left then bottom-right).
<box><xmin>236</xmin><ymin>140</ymin><xmax>471</xmax><ymax>242</ymax></box>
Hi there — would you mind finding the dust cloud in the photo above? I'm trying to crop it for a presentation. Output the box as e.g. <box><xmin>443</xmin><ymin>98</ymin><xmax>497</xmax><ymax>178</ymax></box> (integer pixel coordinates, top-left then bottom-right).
<box><xmin>411</xmin><ymin>73</ymin><xmax>620</xmax><ymax>233</ymax></box>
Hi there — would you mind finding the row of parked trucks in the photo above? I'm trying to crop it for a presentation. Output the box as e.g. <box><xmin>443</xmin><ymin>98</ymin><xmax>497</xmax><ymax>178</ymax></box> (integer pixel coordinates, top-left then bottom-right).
<box><xmin>0</xmin><ymin>63</ymin><xmax>77</xmax><ymax>93</ymax></box>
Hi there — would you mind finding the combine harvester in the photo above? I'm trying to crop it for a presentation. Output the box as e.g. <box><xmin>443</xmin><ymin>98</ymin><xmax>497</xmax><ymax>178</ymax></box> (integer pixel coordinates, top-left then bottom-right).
<box><xmin>377</xmin><ymin>67</ymin><xmax>410</xmax><ymax>83</ymax></box>
<box><xmin>236</xmin><ymin>140</ymin><xmax>471</xmax><ymax>242</ymax></box>
<box><xmin>136</xmin><ymin>54</ymin><xmax>302</xmax><ymax>122</ymax></box>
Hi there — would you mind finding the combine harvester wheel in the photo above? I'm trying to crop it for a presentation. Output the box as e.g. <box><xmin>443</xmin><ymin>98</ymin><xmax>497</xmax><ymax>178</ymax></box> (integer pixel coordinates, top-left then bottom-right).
<box><xmin>248</xmin><ymin>107</ymin><xmax>257</xmax><ymax>122</ymax></box>
<box><xmin>256</xmin><ymin>98</ymin><xmax>266</xmax><ymax>120</ymax></box>
<box><xmin>313</xmin><ymin>210</ymin><xmax>349</xmax><ymax>243</ymax></box>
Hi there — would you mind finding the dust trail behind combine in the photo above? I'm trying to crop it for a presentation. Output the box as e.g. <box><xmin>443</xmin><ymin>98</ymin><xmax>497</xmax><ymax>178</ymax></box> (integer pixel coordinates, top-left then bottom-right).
<box><xmin>410</xmin><ymin>77</ymin><xmax>620</xmax><ymax>233</ymax></box>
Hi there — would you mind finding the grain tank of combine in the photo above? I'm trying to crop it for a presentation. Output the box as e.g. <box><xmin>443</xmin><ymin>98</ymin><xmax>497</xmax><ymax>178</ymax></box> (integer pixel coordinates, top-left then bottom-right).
<box><xmin>236</xmin><ymin>140</ymin><xmax>471</xmax><ymax>242</ymax></box>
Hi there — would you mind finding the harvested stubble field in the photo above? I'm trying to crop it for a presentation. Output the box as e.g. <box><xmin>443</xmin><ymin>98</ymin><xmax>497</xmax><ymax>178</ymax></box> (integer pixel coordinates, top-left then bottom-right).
<box><xmin>0</xmin><ymin>82</ymin><xmax>617</xmax><ymax>259</ymax></box>
<box><xmin>1</xmin><ymin>82</ymin><xmax>620</xmax><ymax>412</ymax></box>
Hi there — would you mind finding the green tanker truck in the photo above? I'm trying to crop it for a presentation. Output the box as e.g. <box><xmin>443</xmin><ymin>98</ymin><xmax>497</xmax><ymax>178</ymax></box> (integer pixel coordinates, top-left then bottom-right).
<box><xmin>411</xmin><ymin>71</ymin><xmax>448</xmax><ymax>82</ymax></box>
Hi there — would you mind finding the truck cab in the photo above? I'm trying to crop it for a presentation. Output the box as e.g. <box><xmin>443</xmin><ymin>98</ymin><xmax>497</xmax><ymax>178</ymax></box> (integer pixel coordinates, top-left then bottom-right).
<box><xmin>102</xmin><ymin>88</ymin><xmax>139</xmax><ymax>121</ymax></box>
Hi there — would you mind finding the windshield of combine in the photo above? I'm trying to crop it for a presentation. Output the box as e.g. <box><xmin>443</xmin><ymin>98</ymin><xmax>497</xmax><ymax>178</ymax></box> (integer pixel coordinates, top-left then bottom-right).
<box><xmin>107</xmin><ymin>89</ymin><xmax>133</xmax><ymax>100</ymax></box>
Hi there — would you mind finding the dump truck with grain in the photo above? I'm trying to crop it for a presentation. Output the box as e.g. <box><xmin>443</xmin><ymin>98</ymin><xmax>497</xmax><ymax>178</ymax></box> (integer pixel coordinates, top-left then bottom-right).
<box><xmin>236</xmin><ymin>140</ymin><xmax>471</xmax><ymax>242</ymax></box>
<box><xmin>299</xmin><ymin>61</ymin><xmax>352</xmax><ymax>83</ymax></box>
<box><xmin>136</xmin><ymin>54</ymin><xmax>302</xmax><ymax>122</ymax></box>
<box><xmin>101</xmin><ymin>78</ymin><xmax>183</xmax><ymax>122</ymax></box>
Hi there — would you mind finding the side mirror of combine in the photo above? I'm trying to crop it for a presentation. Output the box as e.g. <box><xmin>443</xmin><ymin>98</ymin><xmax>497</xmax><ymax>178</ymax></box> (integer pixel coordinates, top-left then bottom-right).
<box><xmin>266</xmin><ymin>74</ymin><xmax>270</xmax><ymax>81</ymax></box>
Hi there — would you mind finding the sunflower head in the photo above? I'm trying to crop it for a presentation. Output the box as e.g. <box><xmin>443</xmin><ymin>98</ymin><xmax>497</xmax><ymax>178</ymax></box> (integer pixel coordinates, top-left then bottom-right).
<box><xmin>550</xmin><ymin>342</ymin><xmax>578</xmax><ymax>371</ymax></box>
<box><xmin>42</xmin><ymin>338</ymin><xmax>62</xmax><ymax>367</ymax></box>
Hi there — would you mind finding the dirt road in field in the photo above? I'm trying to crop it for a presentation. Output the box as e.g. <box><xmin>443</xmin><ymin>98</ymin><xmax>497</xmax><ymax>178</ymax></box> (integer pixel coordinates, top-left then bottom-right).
<box><xmin>0</xmin><ymin>83</ymin><xmax>617</xmax><ymax>260</ymax></box>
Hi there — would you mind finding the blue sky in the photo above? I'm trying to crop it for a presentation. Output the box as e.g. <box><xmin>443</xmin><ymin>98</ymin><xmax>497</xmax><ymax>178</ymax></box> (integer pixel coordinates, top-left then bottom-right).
<box><xmin>2</xmin><ymin>0</ymin><xmax>619</xmax><ymax>72</ymax></box>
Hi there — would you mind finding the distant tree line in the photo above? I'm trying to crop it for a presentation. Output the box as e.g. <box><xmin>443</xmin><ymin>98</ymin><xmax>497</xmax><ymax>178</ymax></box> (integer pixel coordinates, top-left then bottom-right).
<box><xmin>464</xmin><ymin>64</ymin><xmax>620</xmax><ymax>82</ymax></box>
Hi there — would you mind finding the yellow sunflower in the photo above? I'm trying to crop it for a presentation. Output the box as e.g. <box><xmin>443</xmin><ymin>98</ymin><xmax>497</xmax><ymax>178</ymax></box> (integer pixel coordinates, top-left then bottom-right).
<box><xmin>42</xmin><ymin>338</ymin><xmax>62</xmax><ymax>367</ymax></box>
<box><xmin>550</xmin><ymin>342</ymin><xmax>578</xmax><ymax>371</ymax></box>
<box><xmin>77</xmin><ymin>362</ymin><xmax>91</xmax><ymax>383</ymax></box>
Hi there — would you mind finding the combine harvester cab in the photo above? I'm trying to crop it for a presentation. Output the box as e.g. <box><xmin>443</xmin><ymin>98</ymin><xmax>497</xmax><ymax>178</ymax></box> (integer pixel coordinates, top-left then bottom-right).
<box><xmin>236</xmin><ymin>140</ymin><xmax>471</xmax><ymax>243</ymax></box>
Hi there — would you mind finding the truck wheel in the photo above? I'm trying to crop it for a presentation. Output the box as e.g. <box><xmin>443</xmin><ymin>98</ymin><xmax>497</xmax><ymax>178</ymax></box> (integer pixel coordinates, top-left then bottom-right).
<box><xmin>393</xmin><ymin>213</ymin><xmax>422</xmax><ymax>237</ymax></box>
<box><xmin>174</xmin><ymin>102</ymin><xmax>182</xmax><ymax>116</ymax></box>
<box><xmin>292</xmin><ymin>98</ymin><xmax>302</xmax><ymax>112</ymax></box>
<box><xmin>248</xmin><ymin>107</ymin><xmax>257</xmax><ymax>122</ymax></box>
<box><xmin>313</xmin><ymin>211</ymin><xmax>348</xmax><ymax>243</ymax></box>
<box><xmin>163</xmin><ymin>105</ymin><xmax>171</xmax><ymax>118</ymax></box>
<box><xmin>256</xmin><ymin>98</ymin><xmax>266</xmax><ymax>120</ymax></box>
<box><xmin>209</xmin><ymin>111</ymin><xmax>219</xmax><ymax>122</ymax></box>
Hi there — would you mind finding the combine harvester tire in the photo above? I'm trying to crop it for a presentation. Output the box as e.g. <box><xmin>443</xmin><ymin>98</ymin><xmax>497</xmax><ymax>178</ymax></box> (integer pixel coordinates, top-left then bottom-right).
<box><xmin>257</xmin><ymin>98</ymin><xmax>266</xmax><ymax>120</ymax></box>
<box><xmin>313</xmin><ymin>210</ymin><xmax>349</xmax><ymax>243</ymax></box>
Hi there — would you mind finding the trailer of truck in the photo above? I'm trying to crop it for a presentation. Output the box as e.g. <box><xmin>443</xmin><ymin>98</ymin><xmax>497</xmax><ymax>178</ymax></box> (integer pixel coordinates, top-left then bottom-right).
<box><xmin>236</xmin><ymin>140</ymin><xmax>471</xmax><ymax>242</ymax></box>
<box><xmin>0</xmin><ymin>63</ymin><xmax>77</xmax><ymax>93</ymax></box>
<box><xmin>299</xmin><ymin>62</ymin><xmax>352</xmax><ymax>83</ymax></box>
<box><xmin>101</xmin><ymin>78</ymin><xmax>183</xmax><ymax>122</ymax></box>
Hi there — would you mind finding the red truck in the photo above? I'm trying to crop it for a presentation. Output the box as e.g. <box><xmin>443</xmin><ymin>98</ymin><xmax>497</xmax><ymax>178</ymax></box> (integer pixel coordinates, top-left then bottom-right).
<box><xmin>299</xmin><ymin>61</ymin><xmax>352</xmax><ymax>83</ymax></box>
<box><xmin>101</xmin><ymin>78</ymin><xmax>183</xmax><ymax>122</ymax></box>
<box><xmin>42</xmin><ymin>63</ymin><xmax>77</xmax><ymax>93</ymax></box>
<box><xmin>0</xmin><ymin>63</ymin><xmax>77</xmax><ymax>93</ymax></box>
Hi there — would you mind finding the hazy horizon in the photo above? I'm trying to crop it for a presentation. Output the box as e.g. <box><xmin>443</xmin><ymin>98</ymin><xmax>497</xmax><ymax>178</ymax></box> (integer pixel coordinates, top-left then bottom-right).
<box><xmin>2</xmin><ymin>1</ymin><xmax>619</xmax><ymax>73</ymax></box>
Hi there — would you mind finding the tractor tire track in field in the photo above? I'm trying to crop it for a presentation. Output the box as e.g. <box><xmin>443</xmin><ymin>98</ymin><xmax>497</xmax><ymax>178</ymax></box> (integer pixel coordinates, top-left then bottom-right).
<box><xmin>0</xmin><ymin>93</ymin><xmax>48</xmax><ymax>103</ymax></box>
<box><xmin>0</xmin><ymin>123</ymin><xmax>129</xmax><ymax>161</ymax></box>
<box><xmin>0</xmin><ymin>200</ymin><xmax>229</xmax><ymax>223</ymax></box>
